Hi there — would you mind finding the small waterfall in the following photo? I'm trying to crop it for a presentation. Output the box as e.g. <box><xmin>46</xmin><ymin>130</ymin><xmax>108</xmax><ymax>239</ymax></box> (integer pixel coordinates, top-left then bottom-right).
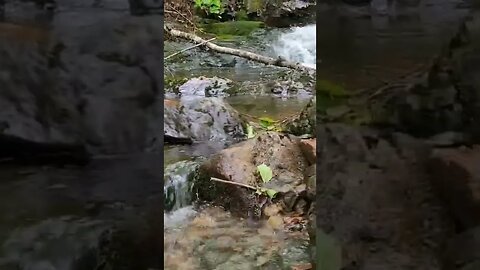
<box><xmin>164</xmin><ymin>160</ymin><xmax>199</xmax><ymax>213</ymax></box>
<box><xmin>273</xmin><ymin>24</ymin><xmax>317</xmax><ymax>68</ymax></box>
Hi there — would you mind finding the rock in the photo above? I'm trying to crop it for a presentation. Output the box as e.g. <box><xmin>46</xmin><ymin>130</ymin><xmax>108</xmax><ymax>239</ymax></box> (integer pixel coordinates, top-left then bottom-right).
<box><xmin>316</xmin><ymin>123</ymin><xmax>454</xmax><ymax>269</ymax></box>
<box><xmin>281</xmin><ymin>97</ymin><xmax>316</xmax><ymax>136</ymax></box>
<box><xmin>442</xmin><ymin>227</ymin><xmax>480</xmax><ymax>270</ymax></box>
<box><xmin>128</xmin><ymin>0</ymin><xmax>163</xmax><ymax>15</ymax></box>
<box><xmin>164</xmin><ymin>100</ymin><xmax>193</xmax><ymax>144</ymax></box>
<box><xmin>0</xmin><ymin>217</ymin><xmax>108</xmax><ymax>270</ymax></box>
<box><xmin>428</xmin><ymin>146</ymin><xmax>480</xmax><ymax>229</ymax></box>
<box><xmin>178</xmin><ymin>76</ymin><xmax>233</xmax><ymax>97</ymax></box>
<box><xmin>0</xmin><ymin>11</ymin><xmax>165</xmax><ymax>158</ymax></box>
<box><xmin>197</xmin><ymin>132</ymin><xmax>309</xmax><ymax>217</ymax></box>
<box><xmin>370</xmin><ymin>19</ymin><xmax>480</xmax><ymax>141</ymax></box>
<box><xmin>164</xmin><ymin>97</ymin><xmax>246</xmax><ymax>143</ymax></box>
<box><xmin>298</xmin><ymin>138</ymin><xmax>316</xmax><ymax>165</ymax></box>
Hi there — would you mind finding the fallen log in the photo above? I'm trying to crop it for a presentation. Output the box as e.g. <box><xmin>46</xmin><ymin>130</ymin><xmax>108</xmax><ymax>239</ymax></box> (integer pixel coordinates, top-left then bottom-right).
<box><xmin>164</xmin><ymin>26</ymin><xmax>316</xmax><ymax>74</ymax></box>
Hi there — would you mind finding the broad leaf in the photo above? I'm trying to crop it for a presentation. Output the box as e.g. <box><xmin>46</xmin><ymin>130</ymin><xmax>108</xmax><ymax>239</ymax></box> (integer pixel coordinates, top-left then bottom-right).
<box><xmin>257</xmin><ymin>164</ymin><xmax>272</xmax><ymax>183</ymax></box>
<box><xmin>259</xmin><ymin>117</ymin><xmax>275</xmax><ymax>129</ymax></box>
<box><xmin>265</xmin><ymin>188</ymin><xmax>278</xmax><ymax>198</ymax></box>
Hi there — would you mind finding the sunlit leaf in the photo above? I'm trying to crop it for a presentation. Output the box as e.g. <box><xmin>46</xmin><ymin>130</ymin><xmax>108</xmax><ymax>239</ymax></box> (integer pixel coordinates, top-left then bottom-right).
<box><xmin>257</xmin><ymin>164</ymin><xmax>272</xmax><ymax>183</ymax></box>
<box><xmin>265</xmin><ymin>188</ymin><xmax>278</xmax><ymax>198</ymax></box>
<box><xmin>259</xmin><ymin>117</ymin><xmax>275</xmax><ymax>129</ymax></box>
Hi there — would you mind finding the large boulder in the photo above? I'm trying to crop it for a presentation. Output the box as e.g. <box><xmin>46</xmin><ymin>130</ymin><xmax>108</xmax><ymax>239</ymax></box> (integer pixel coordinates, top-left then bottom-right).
<box><xmin>0</xmin><ymin>11</ymin><xmax>164</xmax><ymax>159</ymax></box>
<box><xmin>428</xmin><ymin>146</ymin><xmax>480</xmax><ymax>229</ymax></box>
<box><xmin>196</xmin><ymin>131</ymin><xmax>311</xmax><ymax>217</ymax></box>
<box><xmin>370</xmin><ymin>18</ymin><xmax>480</xmax><ymax>141</ymax></box>
<box><xmin>316</xmin><ymin>123</ymin><xmax>454</xmax><ymax>269</ymax></box>
<box><xmin>164</xmin><ymin>97</ymin><xmax>246</xmax><ymax>143</ymax></box>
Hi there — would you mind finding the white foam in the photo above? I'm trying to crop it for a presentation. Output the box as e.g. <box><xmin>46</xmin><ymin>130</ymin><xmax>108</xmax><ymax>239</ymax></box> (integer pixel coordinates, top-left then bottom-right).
<box><xmin>273</xmin><ymin>24</ymin><xmax>317</xmax><ymax>68</ymax></box>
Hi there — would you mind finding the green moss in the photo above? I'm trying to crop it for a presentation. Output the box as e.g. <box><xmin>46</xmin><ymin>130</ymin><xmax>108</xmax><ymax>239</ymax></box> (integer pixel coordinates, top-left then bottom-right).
<box><xmin>202</xmin><ymin>21</ymin><xmax>264</xmax><ymax>37</ymax></box>
<box><xmin>316</xmin><ymin>80</ymin><xmax>349</xmax><ymax>97</ymax></box>
<box><xmin>165</xmin><ymin>75</ymin><xmax>188</xmax><ymax>93</ymax></box>
<box><xmin>245</xmin><ymin>0</ymin><xmax>264</xmax><ymax>14</ymax></box>
<box><xmin>235</xmin><ymin>9</ymin><xmax>249</xmax><ymax>21</ymax></box>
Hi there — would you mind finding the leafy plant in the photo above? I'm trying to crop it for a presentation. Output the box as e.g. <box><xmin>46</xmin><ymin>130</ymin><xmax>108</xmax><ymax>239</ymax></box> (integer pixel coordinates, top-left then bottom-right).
<box><xmin>257</xmin><ymin>164</ymin><xmax>272</xmax><ymax>183</ymax></box>
<box><xmin>256</xmin><ymin>164</ymin><xmax>277</xmax><ymax>198</ymax></box>
<box><xmin>194</xmin><ymin>0</ymin><xmax>223</xmax><ymax>15</ymax></box>
<box><xmin>258</xmin><ymin>117</ymin><xmax>277</xmax><ymax>131</ymax></box>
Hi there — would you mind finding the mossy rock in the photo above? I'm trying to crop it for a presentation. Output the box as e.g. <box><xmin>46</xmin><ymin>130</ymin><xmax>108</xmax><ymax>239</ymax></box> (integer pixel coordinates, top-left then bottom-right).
<box><xmin>316</xmin><ymin>79</ymin><xmax>349</xmax><ymax>97</ymax></box>
<box><xmin>202</xmin><ymin>21</ymin><xmax>264</xmax><ymax>36</ymax></box>
<box><xmin>164</xmin><ymin>75</ymin><xmax>188</xmax><ymax>93</ymax></box>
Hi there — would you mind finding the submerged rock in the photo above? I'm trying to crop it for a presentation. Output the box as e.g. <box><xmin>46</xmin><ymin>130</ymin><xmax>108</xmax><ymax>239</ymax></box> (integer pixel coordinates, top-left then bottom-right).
<box><xmin>281</xmin><ymin>97</ymin><xmax>316</xmax><ymax>136</ymax></box>
<box><xmin>178</xmin><ymin>76</ymin><xmax>233</xmax><ymax>97</ymax></box>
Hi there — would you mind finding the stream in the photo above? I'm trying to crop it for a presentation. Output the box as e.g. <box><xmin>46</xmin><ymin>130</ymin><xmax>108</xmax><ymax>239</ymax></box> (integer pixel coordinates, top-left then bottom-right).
<box><xmin>0</xmin><ymin>0</ymin><xmax>474</xmax><ymax>269</ymax></box>
<box><xmin>163</xmin><ymin>23</ymin><xmax>316</xmax><ymax>270</ymax></box>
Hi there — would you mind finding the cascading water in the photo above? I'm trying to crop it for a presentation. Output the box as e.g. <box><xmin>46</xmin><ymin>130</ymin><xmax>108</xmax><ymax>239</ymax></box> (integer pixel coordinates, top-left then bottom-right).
<box><xmin>272</xmin><ymin>24</ymin><xmax>317</xmax><ymax>68</ymax></box>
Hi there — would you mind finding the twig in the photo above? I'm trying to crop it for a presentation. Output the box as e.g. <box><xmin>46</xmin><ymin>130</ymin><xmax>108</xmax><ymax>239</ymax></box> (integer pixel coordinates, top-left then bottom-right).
<box><xmin>210</xmin><ymin>177</ymin><xmax>257</xmax><ymax>190</ymax></box>
<box><xmin>165</xmin><ymin>3</ymin><xmax>196</xmax><ymax>29</ymax></box>
<box><xmin>164</xmin><ymin>26</ymin><xmax>316</xmax><ymax>74</ymax></box>
<box><xmin>165</xmin><ymin>37</ymin><xmax>216</xmax><ymax>60</ymax></box>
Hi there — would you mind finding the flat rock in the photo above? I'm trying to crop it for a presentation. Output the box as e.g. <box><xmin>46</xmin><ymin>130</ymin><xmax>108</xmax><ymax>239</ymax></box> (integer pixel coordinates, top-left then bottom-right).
<box><xmin>428</xmin><ymin>146</ymin><xmax>480</xmax><ymax>229</ymax></box>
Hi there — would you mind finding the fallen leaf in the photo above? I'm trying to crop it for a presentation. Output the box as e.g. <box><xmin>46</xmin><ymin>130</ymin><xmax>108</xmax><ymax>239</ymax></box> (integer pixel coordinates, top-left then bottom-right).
<box><xmin>291</xmin><ymin>263</ymin><xmax>312</xmax><ymax>270</ymax></box>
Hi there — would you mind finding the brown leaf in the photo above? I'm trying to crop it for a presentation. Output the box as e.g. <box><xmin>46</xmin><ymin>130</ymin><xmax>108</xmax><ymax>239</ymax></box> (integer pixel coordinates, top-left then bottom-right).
<box><xmin>291</xmin><ymin>263</ymin><xmax>312</xmax><ymax>270</ymax></box>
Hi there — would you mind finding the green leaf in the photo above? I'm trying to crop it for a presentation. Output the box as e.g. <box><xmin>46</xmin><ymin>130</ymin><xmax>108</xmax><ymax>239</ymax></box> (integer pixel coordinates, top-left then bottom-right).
<box><xmin>247</xmin><ymin>125</ymin><xmax>256</xmax><ymax>139</ymax></box>
<box><xmin>259</xmin><ymin>117</ymin><xmax>275</xmax><ymax>129</ymax></box>
<box><xmin>257</xmin><ymin>164</ymin><xmax>272</xmax><ymax>183</ymax></box>
<box><xmin>265</xmin><ymin>189</ymin><xmax>277</xmax><ymax>198</ymax></box>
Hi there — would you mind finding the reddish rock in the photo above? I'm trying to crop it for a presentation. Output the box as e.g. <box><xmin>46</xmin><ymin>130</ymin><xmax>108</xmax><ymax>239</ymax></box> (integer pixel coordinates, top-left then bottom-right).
<box><xmin>428</xmin><ymin>146</ymin><xmax>480</xmax><ymax>228</ymax></box>
<box><xmin>299</xmin><ymin>139</ymin><xmax>316</xmax><ymax>165</ymax></box>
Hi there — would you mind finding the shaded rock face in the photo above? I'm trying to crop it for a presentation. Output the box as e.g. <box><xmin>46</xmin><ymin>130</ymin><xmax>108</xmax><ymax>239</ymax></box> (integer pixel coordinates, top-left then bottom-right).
<box><xmin>281</xmin><ymin>97</ymin><xmax>316</xmax><ymax>136</ymax></box>
<box><xmin>0</xmin><ymin>9</ymin><xmax>164</xmax><ymax>159</ymax></box>
<box><xmin>372</xmin><ymin>19</ymin><xmax>480</xmax><ymax>141</ymax></box>
<box><xmin>164</xmin><ymin>97</ymin><xmax>246</xmax><ymax>143</ymax></box>
<box><xmin>197</xmin><ymin>132</ymin><xmax>310</xmax><ymax>217</ymax></box>
<box><xmin>316</xmin><ymin>123</ymin><xmax>455</xmax><ymax>269</ymax></box>
<box><xmin>442</xmin><ymin>226</ymin><xmax>480</xmax><ymax>270</ymax></box>
<box><xmin>428</xmin><ymin>146</ymin><xmax>480</xmax><ymax>230</ymax></box>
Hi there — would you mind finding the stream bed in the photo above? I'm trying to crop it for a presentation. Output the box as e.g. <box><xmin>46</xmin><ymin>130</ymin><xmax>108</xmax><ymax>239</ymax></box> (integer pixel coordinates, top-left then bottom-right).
<box><xmin>0</xmin><ymin>0</ymin><xmax>474</xmax><ymax>269</ymax></box>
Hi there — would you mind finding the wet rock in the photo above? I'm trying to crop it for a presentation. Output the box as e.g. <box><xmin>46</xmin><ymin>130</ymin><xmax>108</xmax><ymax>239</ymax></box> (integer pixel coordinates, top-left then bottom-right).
<box><xmin>281</xmin><ymin>97</ymin><xmax>316</xmax><ymax>136</ymax></box>
<box><xmin>263</xmin><ymin>0</ymin><xmax>316</xmax><ymax>27</ymax></box>
<box><xmin>0</xmin><ymin>13</ymin><xmax>164</xmax><ymax>157</ymax></box>
<box><xmin>165</xmin><ymin>97</ymin><xmax>246</xmax><ymax>143</ymax></box>
<box><xmin>371</xmin><ymin>19</ymin><xmax>480</xmax><ymax>140</ymax></box>
<box><xmin>197</xmin><ymin>132</ymin><xmax>309</xmax><ymax>217</ymax></box>
<box><xmin>164</xmin><ymin>100</ymin><xmax>193</xmax><ymax>144</ymax></box>
<box><xmin>428</xmin><ymin>146</ymin><xmax>480</xmax><ymax>229</ymax></box>
<box><xmin>164</xmin><ymin>160</ymin><xmax>200</xmax><ymax>212</ymax></box>
<box><xmin>298</xmin><ymin>138</ymin><xmax>316</xmax><ymax>165</ymax></box>
<box><xmin>0</xmin><ymin>217</ymin><xmax>108</xmax><ymax>270</ymax></box>
<box><xmin>178</xmin><ymin>76</ymin><xmax>233</xmax><ymax>97</ymax></box>
<box><xmin>442</xmin><ymin>226</ymin><xmax>480</xmax><ymax>270</ymax></box>
<box><xmin>316</xmin><ymin>123</ymin><xmax>454</xmax><ymax>269</ymax></box>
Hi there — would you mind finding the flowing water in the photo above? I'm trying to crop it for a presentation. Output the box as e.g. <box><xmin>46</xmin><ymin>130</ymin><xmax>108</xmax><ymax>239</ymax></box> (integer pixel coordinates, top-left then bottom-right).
<box><xmin>0</xmin><ymin>0</ymin><xmax>474</xmax><ymax>268</ymax></box>
<box><xmin>163</xmin><ymin>23</ymin><xmax>317</xmax><ymax>270</ymax></box>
